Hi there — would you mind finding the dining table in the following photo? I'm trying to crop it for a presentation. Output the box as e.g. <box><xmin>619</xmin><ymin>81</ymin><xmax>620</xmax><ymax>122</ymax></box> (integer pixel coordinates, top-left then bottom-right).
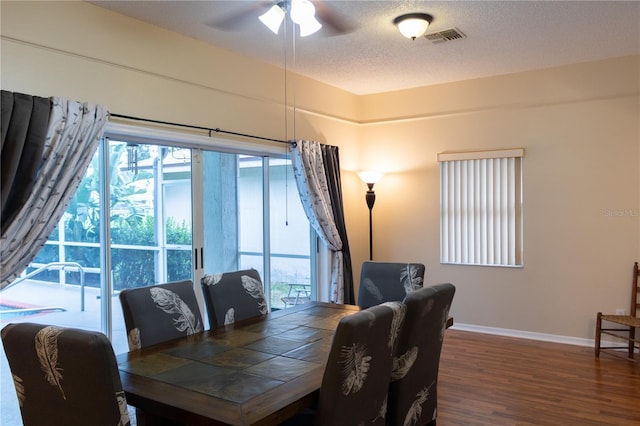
<box><xmin>117</xmin><ymin>301</ymin><xmax>454</xmax><ymax>426</ymax></box>
<box><xmin>117</xmin><ymin>301</ymin><xmax>361</xmax><ymax>425</ymax></box>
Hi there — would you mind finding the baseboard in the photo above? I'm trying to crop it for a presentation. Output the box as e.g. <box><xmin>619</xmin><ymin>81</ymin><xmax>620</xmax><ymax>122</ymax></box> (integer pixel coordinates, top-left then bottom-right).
<box><xmin>450</xmin><ymin>323</ymin><xmax>595</xmax><ymax>347</ymax></box>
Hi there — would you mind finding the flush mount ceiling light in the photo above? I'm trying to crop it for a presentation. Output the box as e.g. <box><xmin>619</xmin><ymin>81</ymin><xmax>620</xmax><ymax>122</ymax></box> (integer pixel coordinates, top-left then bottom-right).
<box><xmin>260</xmin><ymin>0</ymin><xmax>322</xmax><ymax>37</ymax></box>
<box><xmin>393</xmin><ymin>13</ymin><xmax>433</xmax><ymax>40</ymax></box>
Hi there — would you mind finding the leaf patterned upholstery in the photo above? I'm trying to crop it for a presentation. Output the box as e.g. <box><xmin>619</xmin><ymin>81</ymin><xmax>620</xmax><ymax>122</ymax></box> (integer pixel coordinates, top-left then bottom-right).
<box><xmin>315</xmin><ymin>301</ymin><xmax>406</xmax><ymax>425</ymax></box>
<box><xmin>201</xmin><ymin>268</ymin><xmax>269</xmax><ymax>329</ymax></box>
<box><xmin>387</xmin><ymin>283</ymin><xmax>456</xmax><ymax>426</ymax></box>
<box><xmin>119</xmin><ymin>280</ymin><xmax>204</xmax><ymax>351</ymax></box>
<box><xmin>357</xmin><ymin>261</ymin><xmax>426</xmax><ymax>309</ymax></box>
<box><xmin>1</xmin><ymin>322</ymin><xmax>130</xmax><ymax>426</ymax></box>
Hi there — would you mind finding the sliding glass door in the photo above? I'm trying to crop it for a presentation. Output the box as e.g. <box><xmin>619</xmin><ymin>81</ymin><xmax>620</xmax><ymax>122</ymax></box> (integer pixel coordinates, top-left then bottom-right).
<box><xmin>196</xmin><ymin>152</ymin><xmax>314</xmax><ymax>319</ymax></box>
<box><xmin>265</xmin><ymin>157</ymin><xmax>314</xmax><ymax>309</ymax></box>
<box><xmin>107</xmin><ymin>142</ymin><xmax>194</xmax><ymax>350</ymax></box>
<box><xmin>1</xmin><ymin>130</ymin><xmax>314</xmax><ymax>348</ymax></box>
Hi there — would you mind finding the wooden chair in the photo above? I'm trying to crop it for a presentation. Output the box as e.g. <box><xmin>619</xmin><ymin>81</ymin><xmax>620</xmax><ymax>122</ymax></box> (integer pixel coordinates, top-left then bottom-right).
<box><xmin>1</xmin><ymin>322</ymin><xmax>130</xmax><ymax>426</ymax></box>
<box><xmin>357</xmin><ymin>261</ymin><xmax>425</xmax><ymax>309</ymax></box>
<box><xmin>119</xmin><ymin>279</ymin><xmax>204</xmax><ymax>351</ymax></box>
<box><xmin>201</xmin><ymin>268</ymin><xmax>269</xmax><ymax>329</ymax></box>
<box><xmin>387</xmin><ymin>283</ymin><xmax>456</xmax><ymax>426</ymax></box>
<box><xmin>595</xmin><ymin>261</ymin><xmax>640</xmax><ymax>360</ymax></box>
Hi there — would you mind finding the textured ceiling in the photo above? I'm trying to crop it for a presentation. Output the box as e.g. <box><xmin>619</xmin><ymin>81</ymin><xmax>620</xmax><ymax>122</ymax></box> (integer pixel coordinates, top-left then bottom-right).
<box><xmin>89</xmin><ymin>0</ymin><xmax>640</xmax><ymax>95</ymax></box>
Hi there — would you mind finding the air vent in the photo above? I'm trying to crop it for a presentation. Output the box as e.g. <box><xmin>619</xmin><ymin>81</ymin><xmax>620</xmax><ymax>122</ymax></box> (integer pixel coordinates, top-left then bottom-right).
<box><xmin>424</xmin><ymin>28</ymin><xmax>466</xmax><ymax>43</ymax></box>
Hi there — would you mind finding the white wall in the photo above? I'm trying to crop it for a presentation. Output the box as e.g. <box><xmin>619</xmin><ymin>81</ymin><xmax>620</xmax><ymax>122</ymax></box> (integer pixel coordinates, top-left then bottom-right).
<box><xmin>354</xmin><ymin>57</ymin><xmax>640</xmax><ymax>342</ymax></box>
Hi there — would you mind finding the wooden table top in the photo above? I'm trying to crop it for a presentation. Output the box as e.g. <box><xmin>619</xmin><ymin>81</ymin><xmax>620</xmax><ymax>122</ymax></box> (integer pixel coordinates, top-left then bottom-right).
<box><xmin>117</xmin><ymin>302</ymin><xmax>361</xmax><ymax>426</ymax></box>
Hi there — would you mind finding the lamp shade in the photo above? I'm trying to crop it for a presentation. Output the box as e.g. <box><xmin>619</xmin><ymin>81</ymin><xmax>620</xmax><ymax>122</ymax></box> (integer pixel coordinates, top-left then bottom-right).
<box><xmin>291</xmin><ymin>0</ymin><xmax>322</xmax><ymax>36</ymax></box>
<box><xmin>259</xmin><ymin>4</ymin><xmax>286</xmax><ymax>34</ymax></box>
<box><xmin>290</xmin><ymin>0</ymin><xmax>314</xmax><ymax>23</ymax></box>
<box><xmin>298</xmin><ymin>15</ymin><xmax>322</xmax><ymax>36</ymax></box>
<box><xmin>393</xmin><ymin>13</ymin><xmax>433</xmax><ymax>40</ymax></box>
<box><xmin>358</xmin><ymin>170</ymin><xmax>384</xmax><ymax>185</ymax></box>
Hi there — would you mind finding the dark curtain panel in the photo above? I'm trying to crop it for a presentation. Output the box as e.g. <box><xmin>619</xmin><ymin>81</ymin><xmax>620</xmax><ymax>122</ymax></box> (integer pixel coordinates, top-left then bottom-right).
<box><xmin>1</xmin><ymin>93</ymin><xmax>108</xmax><ymax>288</ymax></box>
<box><xmin>321</xmin><ymin>144</ymin><xmax>355</xmax><ymax>304</ymax></box>
<box><xmin>1</xmin><ymin>91</ymin><xmax>51</xmax><ymax>234</ymax></box>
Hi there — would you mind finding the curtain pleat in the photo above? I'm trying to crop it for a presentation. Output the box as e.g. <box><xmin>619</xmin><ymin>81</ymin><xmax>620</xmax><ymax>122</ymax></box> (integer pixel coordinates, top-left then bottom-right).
<box><xmin>1</xmin><ymin>92</ymin><xmax>51</xmax><ymax>232</ymax></box>
<box><xmin>1</xmin><ymin>93</ymin><xmax>108</xmax><ymax>289</ymax></box>
<box><xmin>290</xmin><ymin>140</ymin><xmax>351</xmax><ymax>303</ymax></box>
<box><xmin>321</xmin><ymin>145</ymin><xmax>354</xmax><ymax>304</ymax></box>
<box><xmin>1</xmin><ymin>91</ymin><xmax>16</xmax><ymax>150</ymax></box>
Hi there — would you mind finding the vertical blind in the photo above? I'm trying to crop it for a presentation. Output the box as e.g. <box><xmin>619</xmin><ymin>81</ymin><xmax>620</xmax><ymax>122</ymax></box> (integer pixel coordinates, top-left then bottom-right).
<box><xmin>439</xmin><ymin>149</ymin><xmax>524</xmax><ymax>266</ymax></box>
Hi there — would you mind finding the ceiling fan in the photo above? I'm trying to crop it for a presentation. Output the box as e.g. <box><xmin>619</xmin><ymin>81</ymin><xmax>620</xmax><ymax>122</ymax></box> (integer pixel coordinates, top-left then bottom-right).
<box><xmin>207</xmin><ymin>0</ymin><xmax>357</xmax><ymax>36</ymax></box>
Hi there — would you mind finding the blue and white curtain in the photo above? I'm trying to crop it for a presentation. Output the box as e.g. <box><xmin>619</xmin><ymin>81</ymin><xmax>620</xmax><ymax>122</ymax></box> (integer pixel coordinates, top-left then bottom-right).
<box><xmin>1</xmin><ymin>91</ymin><xmax>108</xmax><ymax>288</ymax></box>
<box><xmin>289</xmin><ymin>140</ymin><xmax>354</xmax><ymax>304</ymax></box>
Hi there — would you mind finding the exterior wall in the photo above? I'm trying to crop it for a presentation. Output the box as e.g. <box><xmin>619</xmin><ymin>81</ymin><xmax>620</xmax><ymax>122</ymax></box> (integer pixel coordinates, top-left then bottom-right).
<box><xmin>2</xmin><ymin>1</ymin><xmax>639</xmax><ymax>341</ymax></box>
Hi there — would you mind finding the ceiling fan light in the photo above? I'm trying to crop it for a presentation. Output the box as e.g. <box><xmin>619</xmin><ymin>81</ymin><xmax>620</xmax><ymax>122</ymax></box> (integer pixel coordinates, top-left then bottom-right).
<box><xmin>259</xmin><ymin>4</ymin><xmax>286</xmax><ymax>34</ymax></box>
<box><xmin>394</xmin><ymin>13</ymin><xmax>433</xmax><ymax>40</ymax></box>
<box><xmin>298</xmin><ymin>16</ymin><xmax>322</xmax><ymax>37</ymax></box>
<box><xmin>290</xmin><ymin>0</ymin><xmax>315</xmax><ymax>24</ymax></box>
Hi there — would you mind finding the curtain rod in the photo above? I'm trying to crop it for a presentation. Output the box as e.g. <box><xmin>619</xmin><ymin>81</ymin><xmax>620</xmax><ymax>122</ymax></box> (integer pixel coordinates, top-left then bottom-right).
<box><xmin>109</xmin><ymin>113</ymin><xmax>294</xmax><ymax>146</ymax></box>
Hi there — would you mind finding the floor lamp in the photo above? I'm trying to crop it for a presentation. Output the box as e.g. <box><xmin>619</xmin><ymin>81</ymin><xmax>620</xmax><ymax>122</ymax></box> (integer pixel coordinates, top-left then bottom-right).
<box><xmin>358</xmin><ymin>171</ymin><xmax>383</xmax><ymax>261</ymax></box>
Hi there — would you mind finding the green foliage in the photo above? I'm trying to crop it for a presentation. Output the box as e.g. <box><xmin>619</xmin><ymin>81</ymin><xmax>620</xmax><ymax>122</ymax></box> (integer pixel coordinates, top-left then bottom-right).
<box><xmin>110</xmin><ymin>216</ymin><xmax>193</xmax><ymax>290</ymax></box>
<box><xmin>166</xmin><ymin>217</ymin><xmax>193</xmax><ymax>282</ymax></box>
<box><xmin>166</xmin><ymin>217</ymin><xmax>192</xmax><ymax>245</ymax></box>
<box><xmin>112</xmin><ymin>247</ymin><xmax>156</xmax><ymax>290</ymax></box>
<box><xmin>167</xmin><ymin>249</ymin><xmax>192</xmax><ymax>282</ymax></box>
<box><xmin>36</xmin><ymin>142</ymin><xmax>193</xmax><ymax>290</ymax></box>
<box><xmin>112</xmin><ymin>215</ymin><xmax>155</xmax><ymax>246</ymax></box>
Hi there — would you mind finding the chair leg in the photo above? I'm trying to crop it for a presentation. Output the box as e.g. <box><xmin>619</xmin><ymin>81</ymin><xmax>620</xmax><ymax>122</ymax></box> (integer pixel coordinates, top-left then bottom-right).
<box><xmin>630</xmin><ymin>327</ymin><xmax>636</xmax><ymax>359</ymax></box>
<box><xmin>595</xmin><ymin>312</ymin><xmax>602</xmax><ymax>358</ymax></box>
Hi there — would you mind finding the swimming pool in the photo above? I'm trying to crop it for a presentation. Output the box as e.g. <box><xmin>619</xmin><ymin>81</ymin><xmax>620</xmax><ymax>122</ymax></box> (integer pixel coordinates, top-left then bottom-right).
<box><xmin>0</xmin><ymin>304</ymin><xmax>66</xmax><ymax>321</ymax></box>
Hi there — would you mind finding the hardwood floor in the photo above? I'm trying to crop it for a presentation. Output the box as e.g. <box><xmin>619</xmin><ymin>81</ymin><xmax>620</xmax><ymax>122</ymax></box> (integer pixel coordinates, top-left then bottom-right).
<box><xmin>437</xmin><ymin>330</ymin><xmax>640</xmax><ymax>425</ymax></box>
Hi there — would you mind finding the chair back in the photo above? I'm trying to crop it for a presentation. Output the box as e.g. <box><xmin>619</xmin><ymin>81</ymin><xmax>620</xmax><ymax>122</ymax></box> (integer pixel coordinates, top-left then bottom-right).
<box><xmin>357</xmin><ymin>261</ymin><xmax>425</xmax><ymax>309</ymax></box>
<box><xmin>316</xmin><ymin>301</ymin><xmax>406</xmax><ymax>426</ymax></box>
<box><xmin>387</xmin><ymin>283</ymin><xmax>455</xmax><ymax>426</ymax></box>
<box><xmin>631</xmin><ymin>261</ymin><xmax>639</xmax><ymax>318</ymax></box>
<box><xmin>201</xmin><ymin>268</ymin><xmax>269</xmax><ymax>329</ymax></box>
<box><xmin>119</xmin><ymin>280</ymin><xmax>204</xmax><ymax>350</ymax></box>
<box><xmin>1</xmin><ymin>322</ymin><xmax>130</xmax><ymax>426</ymax></box>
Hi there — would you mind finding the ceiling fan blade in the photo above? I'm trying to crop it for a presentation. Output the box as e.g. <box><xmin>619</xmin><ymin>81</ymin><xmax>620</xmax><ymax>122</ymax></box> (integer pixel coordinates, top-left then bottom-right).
<box><xmin>313</xmin><ymin>0</ymin><xmax>358</xmax><ymax>35</ymax></box>
<box><xmin>206</xmin><ymin>1</ymin><xmax>272</xmax><ymax>31</ymax></box>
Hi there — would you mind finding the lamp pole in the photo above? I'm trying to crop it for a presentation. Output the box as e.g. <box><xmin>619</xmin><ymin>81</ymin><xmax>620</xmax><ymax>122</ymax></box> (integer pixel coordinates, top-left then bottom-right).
<box><xmin>358</xmin><ymin>170</ymin><xmax>383</xmax><ymax>261</ymax></box>
<box><xmin>365</xmin><ymin>183</ymin><xmax>376</xmax><ymax>261</ymax></box>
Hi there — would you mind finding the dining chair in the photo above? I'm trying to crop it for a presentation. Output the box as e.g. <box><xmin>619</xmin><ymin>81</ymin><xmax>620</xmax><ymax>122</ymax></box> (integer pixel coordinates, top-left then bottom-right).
<box><xmin>386</xmin><ymin>283</ymin><xmax>456</xmax><ymax>426</ymax></box>
<box><xmin>119</xmin><ymin>279</ymin><xmax>204</xmax><ymax>351</ymax></box>
<box><xmin>119</xmin><ymin>280</ymin><xmax>204</xmax><ymax>425</ymax></box>
<box><xmin>1</xmin><ymin>322</ymin><xmax>130</xmax><ymax>426</ymax></box>
<box><xmin>201</xmin><ymin>268</ymin><xmax>269</xmax><ymax>329</ymax></box>
<box><xmin>357</xmin><ymin>261</ymin><xmax>426</xmax><ymax>309</ymax></box>
<box><xmin>595</xmin><ymin>261</ymin><xmax>640</xmax><ymax>360</ymax></box>
<box><xmin>284</xmin><ymin>301</ymin><xmax>406</xmax><ymax>426</ymax></box>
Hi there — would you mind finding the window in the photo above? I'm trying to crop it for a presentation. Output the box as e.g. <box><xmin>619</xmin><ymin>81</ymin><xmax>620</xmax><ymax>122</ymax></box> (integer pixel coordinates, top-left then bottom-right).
<box><xmin>438</xmin><ymin>148</ymin><xmax>524</xmax><ymax>267</ymax></box>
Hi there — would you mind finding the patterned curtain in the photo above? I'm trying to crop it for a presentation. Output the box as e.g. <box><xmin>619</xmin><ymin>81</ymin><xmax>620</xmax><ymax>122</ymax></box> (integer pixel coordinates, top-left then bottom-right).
<box><xmin>290</xmin><ymin>140</ymin><xmax>353</xmax><ymax>303</ymax></box>
<box><xmin>1</xmin><ymin>91</ymin><xmax>108</xmax><ymax>289</ymax></box>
